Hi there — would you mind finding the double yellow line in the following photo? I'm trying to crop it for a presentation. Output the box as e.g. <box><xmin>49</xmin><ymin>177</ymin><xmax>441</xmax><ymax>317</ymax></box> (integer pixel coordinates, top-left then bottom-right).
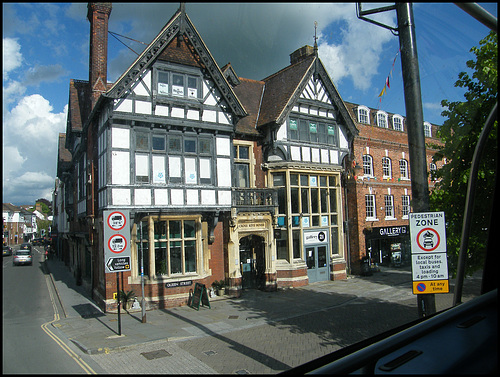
<box><xmin>41</xmin><ymin>270</ymin><xmax>96</xmax><ymax>374</ymax></box>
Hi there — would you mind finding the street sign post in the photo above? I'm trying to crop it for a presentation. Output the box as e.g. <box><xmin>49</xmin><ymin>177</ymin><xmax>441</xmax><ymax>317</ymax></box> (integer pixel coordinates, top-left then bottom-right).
<box><xmin>103</xmin><ymin>210</ymin><xmax>131</xmax><ymax>336</ymax></box>
<box><xmin>409</xmin><ymin>211</ymin><xmax>449</xmax><ymax>295</ymax></box>
<box><xmin>104</xmin><ymin>210</ymin><xmax>131</xmax><ymax>273</ymax></box>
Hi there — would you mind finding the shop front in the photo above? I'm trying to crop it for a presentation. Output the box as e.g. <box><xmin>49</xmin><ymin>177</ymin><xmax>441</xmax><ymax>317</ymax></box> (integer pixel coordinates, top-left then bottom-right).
<box><xmin>364</xmin><ymin>225</ymin><xmax>410</xmax><ymax>268</ymax></box>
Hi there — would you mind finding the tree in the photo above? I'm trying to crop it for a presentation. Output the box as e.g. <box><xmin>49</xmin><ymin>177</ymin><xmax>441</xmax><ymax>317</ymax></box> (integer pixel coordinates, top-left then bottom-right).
<box><xmin>429</xmin><ymin>31</ymin><xmax>497</xmax><ymax>277</ymax></box>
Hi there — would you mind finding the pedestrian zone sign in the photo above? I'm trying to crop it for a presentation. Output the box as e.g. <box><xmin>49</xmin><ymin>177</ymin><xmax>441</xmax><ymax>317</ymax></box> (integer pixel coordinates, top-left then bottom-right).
<box><xmin>409</xmin><ymin>211</ymin><xmax>449</xmax><ymax>295</ymax></box>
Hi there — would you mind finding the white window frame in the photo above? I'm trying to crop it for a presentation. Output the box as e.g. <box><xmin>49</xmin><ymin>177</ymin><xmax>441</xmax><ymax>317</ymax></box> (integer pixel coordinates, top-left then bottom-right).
<box><xmin>393</xmin><ymin>115</ymin><xmax>404</xmax><ymax>131</ymax></box>
<box><xmin>402</xmin><ymin>195</ymin><xmax>410</xmax><ymax>219</ymax></box>
<box><xmin>384</xmin><ymin>194</ymin><xmax>395</xmax><ymax>220</ymax></box>
<box><xmin>377</xmin><ymin>111</ymin><xmax>388</xmax><ymax>128</ymax></box>
<box><xmin>399</xmin><ymin>159</ymin><xmax>409</xmax><ymax>180</ymax></box>
<box><xmin>357</xmin><ymin>105</ymin><xmax>370</xmax><ymax>124</ymax></box>
<box><xmin>382</xmin><ymin>157</ymin><xmax>392</xmax><ymax>179</ymax></box>
<box><xmin>365</xmin><ymin>194</ymin><xmax>377</xmax><ymax>220</ymax></box>
<box><xmin>362</xmin><ymin>154</ymin><xmax>374</xmax><ymax>177</ymax></box>
<box><xmin>424</xmin><ymin>122</ymin><xmax>432</xmax><ymax>137</ymax></box>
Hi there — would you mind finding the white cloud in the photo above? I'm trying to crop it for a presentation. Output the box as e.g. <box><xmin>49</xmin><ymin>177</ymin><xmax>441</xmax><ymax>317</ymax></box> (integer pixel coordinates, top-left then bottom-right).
<box><xmin>3</xmin><ymin>95</ymin><xmax>67</xmax><ymax>204</ymax></box>
<box><xmin>2</xmin><ymin>145</ymin><xmax>27</xmax><ymax>178</ymax></box>
<box><xmin>6</xmin><ymin>94</ymin><xmax>67</xmax><ymax>143</ymax></box>
<box><xmin>318</xmin><ymin>9</ymin><xmax>396</xmax><ymax>91</ymax></box>
<box><xmin>2</xmin><ymin>37</ymin><xmax>23</xmax><ymax>77</ymax></box>
<box><xmin>23</xmin><ymin>64</ymin><xmax>67</xmax><ymax>86</ymax></box>
<box><xmin>2</xmin><ymin>80</ymin><xmax>26</xmax><ymax>112</ymax></box>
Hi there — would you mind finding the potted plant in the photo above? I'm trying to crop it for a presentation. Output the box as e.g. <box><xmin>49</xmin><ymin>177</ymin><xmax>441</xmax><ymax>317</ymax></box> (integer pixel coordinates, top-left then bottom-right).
<box><xmin>211</xmin><ymin>280</ymin><xmax>226</xmax><ymax>296</ymax></box>
<box><xmin>119</xmin><ymin>289</ymin><xmax>135</xmax><ymax>310</ymax></box>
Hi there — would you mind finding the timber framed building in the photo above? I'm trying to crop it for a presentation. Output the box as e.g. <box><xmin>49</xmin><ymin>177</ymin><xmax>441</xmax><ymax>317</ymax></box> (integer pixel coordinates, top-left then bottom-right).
<box><xmin>55</xmin><ymin>3</ymin><xmax>440</xmax><ymax>311</ymax></box>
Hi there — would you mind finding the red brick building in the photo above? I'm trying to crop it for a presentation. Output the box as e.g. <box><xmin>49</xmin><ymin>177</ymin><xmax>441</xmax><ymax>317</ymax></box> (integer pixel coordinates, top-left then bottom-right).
<box><xmin>343</xmin><ymin>103</ymin><xmax>442</xmax><ymax>274</ymax></box>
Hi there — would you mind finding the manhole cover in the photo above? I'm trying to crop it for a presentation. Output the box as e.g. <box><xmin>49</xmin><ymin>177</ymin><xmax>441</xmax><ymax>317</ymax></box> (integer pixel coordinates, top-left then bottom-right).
<box><xmin>228</xmin><ymin>315</ymin><xmax>239</xmax><ymax>319</ymax></box>
<box><xmin>203</xmin><ymin>350</ymin><xmax>217</xmax><ymax>356</ymax></box>
<box><xmin>141</xmin><ymin>349</ymin><xmax>172</xmax><ymax>360</ymax></box>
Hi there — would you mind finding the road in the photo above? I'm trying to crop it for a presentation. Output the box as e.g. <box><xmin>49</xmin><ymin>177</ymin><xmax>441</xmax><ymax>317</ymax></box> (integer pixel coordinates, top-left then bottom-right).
<box><xmin>2</xmin><ymin>245</ymin><xmax>104</xmax><ymax>374</ymax></box>
<box><xmin>3</xmin><ymin>245</ymin><xmax>484</xmax><ymax>374</ymax></box>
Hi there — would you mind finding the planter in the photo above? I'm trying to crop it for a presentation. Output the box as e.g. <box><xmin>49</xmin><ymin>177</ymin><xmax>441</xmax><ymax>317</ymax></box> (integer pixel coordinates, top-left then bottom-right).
<box><xmin>217</xmin><ymin>287</ymin><xmax>226</xmax><ymax>296</ymax></box>
<box><xmin>123</xmin><ymin>301</ymin><xmax>132</xmax><ymax>310</ymax></box>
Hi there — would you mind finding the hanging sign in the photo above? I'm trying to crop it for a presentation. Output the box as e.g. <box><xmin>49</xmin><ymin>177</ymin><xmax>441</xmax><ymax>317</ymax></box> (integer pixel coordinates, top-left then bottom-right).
<box><xmin>409</xmin><ymin>211</ymin><xmax>449</xmax><ymax>294</ymax></box>
<box><xmin>104</xmin><ymin>210</ymin><xmax>131</xmax><ymax>273</ymax></box>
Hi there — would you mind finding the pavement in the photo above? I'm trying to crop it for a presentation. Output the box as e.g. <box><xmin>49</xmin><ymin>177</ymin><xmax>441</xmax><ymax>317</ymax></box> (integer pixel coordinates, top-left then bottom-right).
<box><xmin>43</xmin><ymin>255</ymin><xmax>483</xmax><ymax>373</ymax></box>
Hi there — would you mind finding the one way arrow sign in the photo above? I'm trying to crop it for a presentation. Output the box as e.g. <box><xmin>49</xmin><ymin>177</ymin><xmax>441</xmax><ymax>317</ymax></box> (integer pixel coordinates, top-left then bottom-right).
<box><xmin>106</xmin><ymin>256</ymin><xmax>131</xmax><ymax>272</ymax></box>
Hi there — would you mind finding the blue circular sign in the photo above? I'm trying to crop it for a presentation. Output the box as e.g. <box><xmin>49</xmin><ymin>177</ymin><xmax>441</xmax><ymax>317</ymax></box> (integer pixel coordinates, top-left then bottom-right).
<box><xmin>417</xmin><ymin>283</ymin><xmax>426</xmax><ymax>292</ymax></box>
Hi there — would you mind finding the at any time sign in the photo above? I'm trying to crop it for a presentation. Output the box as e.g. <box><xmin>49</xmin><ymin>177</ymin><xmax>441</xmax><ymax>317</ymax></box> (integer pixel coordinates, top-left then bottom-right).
<box><xmin>409</xmin><ymin>211</ymin><xmax>449</xmax><ymax>294</ymax></box>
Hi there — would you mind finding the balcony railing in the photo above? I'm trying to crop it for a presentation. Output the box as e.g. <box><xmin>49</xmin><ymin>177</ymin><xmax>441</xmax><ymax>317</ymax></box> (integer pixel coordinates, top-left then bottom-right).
<box><xmin>231</xmin><ymin>188</ymin><xmax>278</xmax><ymax>212</ymax></box>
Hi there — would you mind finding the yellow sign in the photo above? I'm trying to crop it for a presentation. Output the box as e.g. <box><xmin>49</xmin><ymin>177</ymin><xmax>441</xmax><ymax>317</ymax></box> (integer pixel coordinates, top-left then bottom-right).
<box><xmin>412</xmin><ymin>280</ymin><xmax>449</xmax><ymax>295</ymax></box>
<box><xmin>113</xmin><ymin>292</ymin><xmax>117</xmax><ymax>300</ymax></box>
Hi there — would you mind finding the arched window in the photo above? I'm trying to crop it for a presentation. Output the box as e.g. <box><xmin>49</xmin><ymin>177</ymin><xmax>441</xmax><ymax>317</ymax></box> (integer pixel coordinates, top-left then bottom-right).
<box><xmin>399</xmin><ymin>159</ymin><xmax>409</xmax><ymax>179</ymax></box>
<box><xmin>382</xmin><ymin>157</ymin><xmax>392</xmax><ymax>178</ymax></box>
<box><xmin>424</xmin><ymin>122</ymin><xmax>432</xmax><ymax>137</ymax></box>
<box><xmin>357</xmin><ymin>105</ymin><xmax>370</xmax><ymax>124</ymax></box>
<box><xmin>377</xmin><ymin>111</ymin><xmax>388</xmax><ymax>128</ymax></box>
<box><xmin>393</xmin><ymin>115</ymin><xmax>404</xmax><ymax>131</ymax></box>
<box><xmin>363</xmin><ymin>154</ymin><xmax>374</xmax><ymax>176</ymax></box>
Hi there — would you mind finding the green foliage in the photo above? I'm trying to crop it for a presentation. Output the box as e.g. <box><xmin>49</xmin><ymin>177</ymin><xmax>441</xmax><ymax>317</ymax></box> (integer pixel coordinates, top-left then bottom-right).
<box><xmin>430</xmin><ymin>31</ymin><xmax>497</xmax><ymax>277</ymax></box>
<box><xmin>118</xmin><ymin>290</ymin><xmax>135</xmax><ymax>303</ymax></box>
<box><xmin>211</xmin><ymin>280</ymin><xmax>225</xmax><ymax>290</ymax></box>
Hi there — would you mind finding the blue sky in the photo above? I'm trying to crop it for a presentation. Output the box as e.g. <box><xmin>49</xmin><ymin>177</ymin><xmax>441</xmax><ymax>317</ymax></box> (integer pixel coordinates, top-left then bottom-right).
<box><xmin>2</xmin><ymin>3</ymin><xmax>497</xmax><ymax>206</ymax></box>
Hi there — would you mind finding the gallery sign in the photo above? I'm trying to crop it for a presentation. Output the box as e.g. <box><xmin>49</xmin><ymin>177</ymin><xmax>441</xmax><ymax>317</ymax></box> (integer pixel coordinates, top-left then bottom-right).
<box><xmin>409</xmin><ymin>211</ymin><xmax>449</xmax><ymax>294</ymax></box>
<box><xmin>104</xmin><ymin>210</ymin><xmax>131</xmax><ymax>273</ymax></box>
<box><xmin>303</xmin><ymin>229</ymin><xmax>328</xmax><ymax>245</ymax></box>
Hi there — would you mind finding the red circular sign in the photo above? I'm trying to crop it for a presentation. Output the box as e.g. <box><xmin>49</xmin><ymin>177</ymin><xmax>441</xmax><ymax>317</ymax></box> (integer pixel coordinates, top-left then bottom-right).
<box><xmin>108</xmin><ymin>234</ymin><xmax>127</xmax><ymax>254</ymax></box>
<box><xmin>107</xmin><ymin>211</ymin><xmax>126</xmax><ymax>231</ymax></box>
<box><xmin>416</xmin><ymin>227</ymin><xmax>440</xmax><ymax>251</ymax></box>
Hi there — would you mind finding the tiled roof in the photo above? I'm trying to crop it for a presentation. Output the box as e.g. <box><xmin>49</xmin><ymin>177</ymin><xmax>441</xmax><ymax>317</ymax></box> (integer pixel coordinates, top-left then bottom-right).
<box><xmin>3</xmin><ymin>203</ymin><xmax>21</xmax><ymax>213</ymax></box>
<box><xmin>257</xmin><ymin>55</ymin><xmax>315</xmax><ymax>128</ymax></box>
<box><xmin>233</xmin><ymin>78</ymin><xmax>265</xmax><ymax>137</ymax></box>
<box><xmin>58</xmin><ymin>133</ymin><xmax>72</xmax><ymax>163</ymax></box>
<box><xmin>67</xmin><ymin>79</ymin><xmax>91</xmax><ymax>133</ymax></box>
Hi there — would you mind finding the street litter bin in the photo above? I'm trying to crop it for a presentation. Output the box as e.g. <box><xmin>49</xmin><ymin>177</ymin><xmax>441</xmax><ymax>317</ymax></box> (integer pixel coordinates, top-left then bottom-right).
<box><xmin>361</xmin><ymin>256</ymin><xmax>372</xmax><ymax>276</ymax></box>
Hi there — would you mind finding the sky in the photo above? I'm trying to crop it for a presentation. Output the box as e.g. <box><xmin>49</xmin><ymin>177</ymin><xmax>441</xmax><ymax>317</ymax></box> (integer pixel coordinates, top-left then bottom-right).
<box><xmin>2</xmin><ymin>2</ymin><xmax>497</xmax><ymax>206</ymax></box>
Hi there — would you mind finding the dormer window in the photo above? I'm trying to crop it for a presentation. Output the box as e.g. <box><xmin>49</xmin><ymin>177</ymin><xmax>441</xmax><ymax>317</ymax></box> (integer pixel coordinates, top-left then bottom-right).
<box><xmin>424</xmin><ymin>122</ymin><xmax>432</xmax><ymax>137</ymax></box>
<box><xmin>393</xmin><ymin>115</ymin><xmax>403</xmax><ymax>131</ymax></box>
<box><xmin>357</xmin><ymin>106</ymin><xmax>370</xmax><ymax>124</ymax></box>
<box><xmin>377</xmin><ymin>111</ymin><xmax>388</xmax><ymax>128</ymax></box>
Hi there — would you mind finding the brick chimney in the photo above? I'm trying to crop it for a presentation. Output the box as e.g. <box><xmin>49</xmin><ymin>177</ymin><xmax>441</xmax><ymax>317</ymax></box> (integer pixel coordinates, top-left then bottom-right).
<box><xmin>290</xmin><ymin>45</ymin><xmax>315</xmax><ymax>65</ymax></box>
<box><xmin>87</xmin><ymin>3</ymin><xmax>112</xmax><ymax>109</ymax></box>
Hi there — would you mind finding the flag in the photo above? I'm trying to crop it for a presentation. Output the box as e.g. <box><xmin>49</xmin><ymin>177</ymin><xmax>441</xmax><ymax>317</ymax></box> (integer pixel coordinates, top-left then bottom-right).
<box><xmin>386</xmin><ymin>76</ymin><xmax>390</xmax><ymax>89</ymax></box>
<box><xmin>378</xmin><ymin>85</ymin><xmax>386</xmax><ymax>97</ymax></box>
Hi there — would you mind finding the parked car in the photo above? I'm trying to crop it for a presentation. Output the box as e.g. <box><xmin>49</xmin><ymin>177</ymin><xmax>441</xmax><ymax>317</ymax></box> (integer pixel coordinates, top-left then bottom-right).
<box><xmin>13</xmin><ymin>243</ymin><xmax>32</xmax><ymax>266</ymax></box>
<box><xmin>3</xmin><ymin>245</ymin><xmax>13</xmax><ymax>256</ymax></box>
<box><xmin>32</xmin><ymin>238</ymin><xmax>44</xmax><ymax>246</ymax></box>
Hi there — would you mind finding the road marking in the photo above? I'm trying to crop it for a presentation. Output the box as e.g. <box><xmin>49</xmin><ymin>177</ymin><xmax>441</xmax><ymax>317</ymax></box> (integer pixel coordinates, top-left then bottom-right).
<box><xmin>42</xmin><ymin>273</ymin><xmax>96</xmax><ymax>374</ymax></box>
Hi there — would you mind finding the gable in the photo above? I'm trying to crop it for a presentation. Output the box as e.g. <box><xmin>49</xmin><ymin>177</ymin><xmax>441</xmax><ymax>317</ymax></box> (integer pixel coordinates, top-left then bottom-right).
<box><xmin>256</xmin><ymin>54</ymin><xmax>357</xmax><ymax>142</ymax></box>
<box><xmin>299</xmin><ymin>75</ymin><xmax>332</xmax><ymax>104</ymax></box>
<box><xmin>105</xmin><ymin>7</ymin><xmax>246</xmax><ymax>120</ymax></box>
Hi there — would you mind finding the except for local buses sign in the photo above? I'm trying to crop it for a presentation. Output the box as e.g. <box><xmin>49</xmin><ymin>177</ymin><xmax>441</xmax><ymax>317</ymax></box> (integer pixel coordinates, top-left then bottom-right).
<box><xmin>409</xmin><ymin>211</ymin><xmax>449</xmax><ymax>295</ymax></box>
<box><xmin>104</xmin><ymin>210</ymin><xmax>131</xmax><ymax>273</ymax></box>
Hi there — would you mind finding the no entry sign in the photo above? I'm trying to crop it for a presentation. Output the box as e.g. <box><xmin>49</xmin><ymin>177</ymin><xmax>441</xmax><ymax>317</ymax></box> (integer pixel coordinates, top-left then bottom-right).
<box><xmin>104</xmin><ymin>210</ymin><xmax>131</xmax><ymax>273</ymax></box>
<box><xmin>409</xmin><ymin>211</ymin><xmax>449</xmax><ymax>294</ymax></box>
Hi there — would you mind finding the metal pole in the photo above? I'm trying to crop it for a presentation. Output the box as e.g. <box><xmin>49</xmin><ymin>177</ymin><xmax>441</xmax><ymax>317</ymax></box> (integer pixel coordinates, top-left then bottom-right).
<box><xmin>396</xmin><ymin>3</ymin><xmax>436</xmax><ymax>317</ymax></box>
<box><xmin>116</xmin><ymin>271</ymin><xmax>121</xmax><ymax>335</ymax></box>
<box><xmin>140</xmin><ymin>220</ymin><xmax>146</xmax><ymax>323</ymax></box>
